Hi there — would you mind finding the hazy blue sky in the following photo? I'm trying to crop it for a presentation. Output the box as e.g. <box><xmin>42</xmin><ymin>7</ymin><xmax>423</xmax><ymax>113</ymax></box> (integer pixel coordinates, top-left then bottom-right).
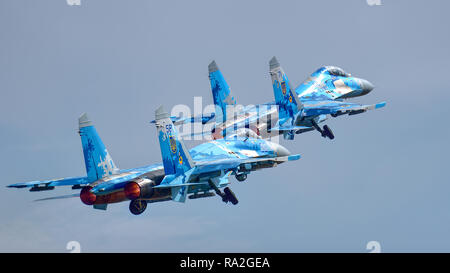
<box><xmin>1</xmin><ymin>0</ymin><xmax>449</xmax><ymax>252</ymax></box>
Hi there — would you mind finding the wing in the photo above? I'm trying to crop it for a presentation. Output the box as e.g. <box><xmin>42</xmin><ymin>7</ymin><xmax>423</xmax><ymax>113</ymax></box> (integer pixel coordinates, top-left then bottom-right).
<box><xmin>302</xmin><ymin>100</ymin><xmax>386</xmax><ymax>117</ymax></box>
<box><xmin>192</xmin><ymin>154</ymin><xmax>301</xmax><ymax>175</ymax></box>
<box><xmin>90</xmin><ymin>164</ymin><xmax>164</xmax><ymax>194</ymax></box>
<box><xmin>8</xmin><ymin>164</ymin><xmax>164</xmax><ymax>194</ymax></box>
<box><xmin>270</xmin><ymin>125</ymin><xmax>312</xmax><ymax>132</ymax></box>
<box><xmin>150</xmin><ymin>113</ymin><xmax>215</xmax><ymax>125</ymax></box>
<box><xmin>119</xmin><ymin>163</ymin><xmax>163</xmax><ymax>175</ymax></box>
<box><xmin>7</xmin><ymin>176</ymin><xmax>89</xmax><ymax>191</ymax></box>
<box><xmin>153</xmin><ymin>154</ymin><xmax>301</xmax><ymax>189</ymax></box>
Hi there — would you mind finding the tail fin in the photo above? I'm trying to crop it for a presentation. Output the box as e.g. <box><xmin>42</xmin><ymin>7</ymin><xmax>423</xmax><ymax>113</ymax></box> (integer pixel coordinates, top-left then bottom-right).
<box><xmin>154</xmin><ymin>106</ymin><xmax>194</xmax><ymax>175</ymax></box>
<box><xmin>208</xmin><ymin>61</ymin><xmax>237</xmax><ymax>122</ymax></box>
<box><xmin>269</xmin><ymin>57</ymin><xmax>303</xmax><ymax>121</ymax></box>
<box><xmin>78</xmin><ymin>113</ymin><xmax>118</xmax><ymax>183</ymax></box>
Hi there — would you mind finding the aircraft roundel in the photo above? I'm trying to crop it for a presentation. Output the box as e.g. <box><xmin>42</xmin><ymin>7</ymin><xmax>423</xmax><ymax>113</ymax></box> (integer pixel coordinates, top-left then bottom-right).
<box><xmin>169</xmin><ymin>136</ymin><xmax>177</xmax><ymax>153</ymax></box>
<box><xmin>178</xmin><ymin>155</ymin><xmax>183</xmax><ymax>165</ymax></box>
<box><xmin>281</xmin><ymin>81</ymin><xmax>287</xmax><ymax>95</ymax></box>
<box><xmin>289</xmin><ymin>95</ymin><xmax>292</xmax><ymax>103</ymax></box>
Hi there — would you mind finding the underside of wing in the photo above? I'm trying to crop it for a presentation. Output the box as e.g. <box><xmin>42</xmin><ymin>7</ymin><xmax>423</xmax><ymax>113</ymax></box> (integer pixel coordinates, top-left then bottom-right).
<box><xmin>192</xmin><ymin>158</ymin><xmax>243</xmax><ymax>174</ymax></box>
<box><xmin>192</xmin><ymin>154</ymin><xmax>301</xmax><ymax>176</ymax></box>
<box><xmin>150</xmin><ymin>113</ymin><xmax>215</xmax><ymax>125</ymax></box>
<box><xmin>119</xmin><ymin>164</ymin><xmax>163</xmax><ymax>175</ymax></box>
<box><xmin>270</xmin><ymin>125</ymin><xmax>312</xmax><ymax>132</ymax></box>
<box><xmin>8</xmin><ymin>164</ymin><xmax>164</xmax><ymax>195</ymax></box>
<box><xmin>7</xmin><ymin>176</ymin><xmax>89</xmax><ymax>191</ymax></box>
<box><xmin>302</xmin><ymin>100</ymin><xmax>386</xmax><ymax>117</ymax></box>
<box><xmin>242</xmin><ymin>154</ymin><xmax>301</xmax><ymax>165</ymax></box>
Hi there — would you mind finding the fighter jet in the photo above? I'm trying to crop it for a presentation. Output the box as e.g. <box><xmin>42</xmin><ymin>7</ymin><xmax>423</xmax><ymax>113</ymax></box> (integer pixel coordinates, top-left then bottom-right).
<box><xmin>190</xmin><ymin>57</ymin><xmax>386</xmax><ymax>141</ymax></box>
<box><xmin>7</xmin><ymin>107</ymin><xmax>299</xmax><ymax>215</ymax></box>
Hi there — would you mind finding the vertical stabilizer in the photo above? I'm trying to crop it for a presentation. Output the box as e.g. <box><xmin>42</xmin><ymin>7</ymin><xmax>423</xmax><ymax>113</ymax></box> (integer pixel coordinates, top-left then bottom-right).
<box><xmin>154</xmin><ymin>106</ymin><xmax>194</xmax><ymax>175</ymax></box>
<box><xmin>78</xmin><ymin>113</ymin><xmax>118</xmax><ymax>183</ymax></box>
<box><xmin>208</xmin><ymin>61</ymin><xmax>237</xmax><ymax>122</ymax></box>
<box><xmin>269</xmin><ymin>56</ymin><xmax>303</xmax><ymax>121</ymax></box>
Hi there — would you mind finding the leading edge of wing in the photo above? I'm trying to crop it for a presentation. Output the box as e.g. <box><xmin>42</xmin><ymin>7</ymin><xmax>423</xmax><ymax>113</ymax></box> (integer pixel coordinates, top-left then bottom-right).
<box><xmin>192</xmin><ymin>154</ymin><xmax>301</xmax><ymax>174</ymax></box>
<box><xmin>7</xmin><ymin>176</ymin><xmax>89</xmax><ymax>189</ymax></box>
<box><xmin>302</xmin><ymin>100</ymin><xmax>386</xmax><ymax>116</ymax></box>
<box><xmin>8</xmin><ymin>164</ymin><xmax>163</xmax><ymax>191</ymax></box>
<box><xmin>242</xmin><ymin>154</ymin><xmax>301</xmax><ymax>163</ymax></box>
<box><xmin>270</xmin><ymin>125</ymin><xmax>312</xmax><ymax>132</ymax></box>
<box><xmin>152</xmin><ymin>154</ymin><xmax>303</xmax><ymax>189</ymax></box>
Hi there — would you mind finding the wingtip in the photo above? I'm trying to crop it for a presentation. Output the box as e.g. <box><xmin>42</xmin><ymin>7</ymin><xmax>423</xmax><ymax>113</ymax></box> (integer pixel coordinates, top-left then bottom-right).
<box><xmin>208</xmin><ymin>60</ymin><xmax>219</xmax><ymax>73</ymax></box>
<box><xmin>269</xmin><ymin>56</ymin><xmax>280</xmax><ymax>70</ymax></box>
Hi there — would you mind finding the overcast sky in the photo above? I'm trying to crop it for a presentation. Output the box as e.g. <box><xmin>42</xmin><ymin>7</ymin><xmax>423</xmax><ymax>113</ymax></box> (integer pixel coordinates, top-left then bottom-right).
<box><xmin>1</xmin><ymin>0</ymin><xmax>449</xmax><ymax>252</ymax></box>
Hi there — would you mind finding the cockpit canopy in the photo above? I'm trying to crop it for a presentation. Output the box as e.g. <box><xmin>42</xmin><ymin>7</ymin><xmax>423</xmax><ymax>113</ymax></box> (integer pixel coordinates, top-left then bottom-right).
<box><xmin>314</xmin><ymin>66</ymin><xmax>351</xmax><ymax>77</ymax></box>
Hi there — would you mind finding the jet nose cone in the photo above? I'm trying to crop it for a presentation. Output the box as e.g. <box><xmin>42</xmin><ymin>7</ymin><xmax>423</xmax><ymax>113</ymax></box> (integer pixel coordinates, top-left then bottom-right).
<box><xmin>270</xmin><ymin>142</ymin><xmax>291</xmax><ymax>157</ymax></box>
<box><xmin>356</xmin><ymin>78</ymin><xmax>374</xmax><ymax>94</ymax></box>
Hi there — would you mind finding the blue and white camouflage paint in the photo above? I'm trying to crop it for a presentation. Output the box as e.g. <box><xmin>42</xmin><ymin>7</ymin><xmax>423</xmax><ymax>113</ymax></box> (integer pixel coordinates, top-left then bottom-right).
<box><xmin>195</xmin><ymin>57</ymin><xmax>386</xmax><ymax>140</ymax></box>
<box><xmin>8</xmin><ymin>107</ymin><xmax>299</xmax><ymax>214</ymax></box>
<box><xmin>79</xmin><ymin>113</ymin><xmax>119</xmax><ymax>182</ymax></box>
<box><xmin>155</xmin><ymin>107</ymin><xmax>194</xmax><ymax>176</ymax></box>
<box><xmin>209</xmin><ymin>61</ymin><xmax>237</xmax><ymax>123</ymax></box>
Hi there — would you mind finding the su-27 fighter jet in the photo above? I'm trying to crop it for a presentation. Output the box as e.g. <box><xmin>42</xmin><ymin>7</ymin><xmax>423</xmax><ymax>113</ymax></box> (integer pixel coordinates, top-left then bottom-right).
<box><xmin>185</xmin><ymin>57</ymin><xmax>386</xmax><ymax>141</ymax></box>
<box><xmin>7</xmin><ymin>107</ymin><xmax>300</xmax><ymax>215</ymax></box>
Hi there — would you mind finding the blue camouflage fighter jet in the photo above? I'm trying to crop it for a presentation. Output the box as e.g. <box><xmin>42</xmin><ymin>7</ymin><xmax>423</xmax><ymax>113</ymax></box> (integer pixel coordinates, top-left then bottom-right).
<box><xmin>7</xmin><ymin>107</ymin><xmax>300</xmax><ymax>215</ymax></box>
<box><xmin>193</xmin><ymin>57</ymin><xmax>386</xmax><ymax>140</ymax></box>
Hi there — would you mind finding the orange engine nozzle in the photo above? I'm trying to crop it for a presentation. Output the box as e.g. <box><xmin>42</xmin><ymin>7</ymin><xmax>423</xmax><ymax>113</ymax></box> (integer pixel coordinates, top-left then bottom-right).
<box><xmin>124</xmin><ymin>182</ymin><xmax>141</xmax><ymax>200</ymax></box>
<box><xmin>80</xmin><ymin>186</ymin><xmax>96</xmax><ymax>205</ymax></box>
